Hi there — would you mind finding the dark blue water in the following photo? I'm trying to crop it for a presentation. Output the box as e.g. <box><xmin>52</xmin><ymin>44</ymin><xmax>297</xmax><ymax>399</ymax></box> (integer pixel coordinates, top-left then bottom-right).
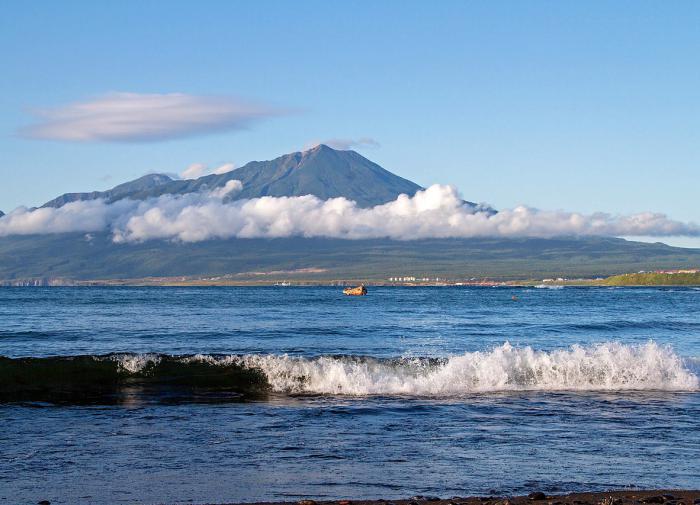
<box><xmin>1</xmin><ymin>287</ymin><xmax>699</xmax><ymax>504</ymax></box>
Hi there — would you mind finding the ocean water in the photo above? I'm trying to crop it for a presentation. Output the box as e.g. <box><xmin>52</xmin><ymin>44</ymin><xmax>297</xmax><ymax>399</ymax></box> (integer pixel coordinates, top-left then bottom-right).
<box><xmin>1</xmin><ymin>286</ymin><xmax>699</xmax><ymax>504</ymax></box>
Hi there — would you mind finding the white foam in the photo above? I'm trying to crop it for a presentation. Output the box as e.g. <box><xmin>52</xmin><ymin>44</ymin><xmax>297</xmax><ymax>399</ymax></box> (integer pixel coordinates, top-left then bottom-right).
<box><xmin>236</xmin><ymin>342</ymin><xmax>699</xmax><ymax>395</ymax></box>
<box><xmin>101</xmin><ymin>343</ymin><xmax>699</xmax><ymax>395</ymax></box>
<box><xmin>110</xmin><ymin>353</ymin><xmax>162</xmax><ymax>373</ymax></box>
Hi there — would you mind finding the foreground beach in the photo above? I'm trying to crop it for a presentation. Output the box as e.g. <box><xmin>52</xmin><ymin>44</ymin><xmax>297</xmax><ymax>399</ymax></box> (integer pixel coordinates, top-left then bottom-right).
<box><xmin>219</xmin><ymin>492</ymin><xmax>700</xmax><ymax>505</ymax></box>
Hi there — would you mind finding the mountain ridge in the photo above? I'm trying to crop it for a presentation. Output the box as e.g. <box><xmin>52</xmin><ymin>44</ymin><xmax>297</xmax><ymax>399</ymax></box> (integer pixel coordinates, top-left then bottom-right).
<box><xmin>42</xmin><ymin>173</ymin><xmax>173</xmax><ymax>208</ymax></box>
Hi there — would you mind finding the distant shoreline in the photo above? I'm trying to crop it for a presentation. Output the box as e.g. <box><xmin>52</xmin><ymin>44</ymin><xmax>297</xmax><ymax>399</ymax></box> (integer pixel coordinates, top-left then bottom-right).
<box><xmin>212</xmin><ymin>490</ymin><xmax>699</xmax><ymax>505</ymax></box>
<box><xmin>2</xmin><ymin>280</ymin><xmax>700</xmax><ymax>287</ymax></box>
<box><xmin>3</xmin><ymin>271</ymin><xmax>700</xmax><ymax>288</ymax></box>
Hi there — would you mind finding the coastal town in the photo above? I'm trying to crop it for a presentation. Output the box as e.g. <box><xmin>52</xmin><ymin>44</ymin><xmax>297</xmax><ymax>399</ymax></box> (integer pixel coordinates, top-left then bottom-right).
<box><xmin>2</xmin><ymin>268</ymin><xmax>699</xmax><ymax>287</ymax></box>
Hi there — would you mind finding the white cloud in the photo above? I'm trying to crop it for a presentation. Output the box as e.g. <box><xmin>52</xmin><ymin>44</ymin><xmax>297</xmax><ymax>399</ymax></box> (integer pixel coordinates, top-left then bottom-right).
<box><xmin>212</xmin><ymin>163</ymin><xmax>236</xmax><ymax>175</ymax></box>
<box><xmin>0</xmin><ymin>199</ymin><xmax>133</xmax><ymax>236</ymax></box>
<box><xmin>1</xmin><ymin>184</ymin><xmax>698</xmax><ymax>243</ymax></box>
<box><xmin>180</xmin><ymin>162</ymin><xmax>236</xmax><ymax>179</ymax></box>
<box><xmin>209</xmin><ymin>180</ymin><xmax>243</xmax><ymax>199</ymax></box>
<box><xmin>21</xmin><ymin>92</ymin><xmax>285</xmax><ymax>143</ymax></box>
<box><xmin>304</xmin><ymin>137</ymin><xmax>380</xmax><ymax>151</ymax></box>
<box><xmin>181</xmin><ymin>163</ymin><xmax>208</xmax><ymax>179</ymax></box>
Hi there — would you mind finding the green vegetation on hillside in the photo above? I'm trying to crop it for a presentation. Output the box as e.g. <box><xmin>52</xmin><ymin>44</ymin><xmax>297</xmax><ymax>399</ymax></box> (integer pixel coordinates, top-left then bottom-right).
<box><xmin>2</xmin><ymin>233</ymin><xmax>700</xmax><ymax>283</ymax></box>
<box><xmin>602</xmin><ymin>271</ymin><xmax>700</xmax><ymax>286</ymax></box>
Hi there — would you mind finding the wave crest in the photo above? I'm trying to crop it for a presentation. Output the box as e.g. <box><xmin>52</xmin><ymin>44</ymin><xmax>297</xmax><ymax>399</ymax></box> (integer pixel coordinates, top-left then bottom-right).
<box><xmin>234</xmin><ymin>342</ymin><xmax>699</xmax><ymax>395</ymax></box>
<box><xmin>1</xmin><ymin>342</ymin><xmax>696</xmax><ymax>403</ymax></box>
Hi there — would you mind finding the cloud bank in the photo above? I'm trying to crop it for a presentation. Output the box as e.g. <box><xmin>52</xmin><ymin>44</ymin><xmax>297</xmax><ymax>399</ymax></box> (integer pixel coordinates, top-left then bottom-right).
<box><xmin>1</xmin><ymin>185</ymin><xmax>698</xmax><ymax>243</ymax></box>
<box><xmin>21</xmin><ymin>92</ymin><xmax>284</xmax><ymax>142</ymax></box>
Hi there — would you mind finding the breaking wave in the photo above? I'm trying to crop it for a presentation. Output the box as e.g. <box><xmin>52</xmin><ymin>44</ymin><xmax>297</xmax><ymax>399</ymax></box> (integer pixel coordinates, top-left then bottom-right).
<box><xmin>236</xmin><ymin>342</ymin><xmax>699</xmax><ymax>394</ymax></box>
<box><xmin>1</xmin><ymin>342</ymin><xmax>697</xmax><ymax>402</ymax></box>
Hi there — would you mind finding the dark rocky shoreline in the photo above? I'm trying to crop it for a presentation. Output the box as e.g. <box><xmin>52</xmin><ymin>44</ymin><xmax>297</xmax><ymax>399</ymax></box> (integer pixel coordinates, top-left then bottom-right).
<box><xmin>215</xmin><ymin>491</ymin><xmax>700</xmax><ymax>505</ymax></box>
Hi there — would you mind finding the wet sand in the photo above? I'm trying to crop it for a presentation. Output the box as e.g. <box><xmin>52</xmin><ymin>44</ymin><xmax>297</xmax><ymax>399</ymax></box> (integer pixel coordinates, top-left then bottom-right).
<box><xmin>217</xmin><ymin>491</ymin><xmax>700</xmax><ymax>505</ymax></box>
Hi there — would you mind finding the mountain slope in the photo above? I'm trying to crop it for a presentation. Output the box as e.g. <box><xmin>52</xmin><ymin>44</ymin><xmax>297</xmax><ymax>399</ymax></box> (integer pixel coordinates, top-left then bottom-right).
<box><xmin>42</xmin><ymin>145</ymin><xmax>428</xmax><ymax>208</ymax></box>
<box><xmin>42</xmin><ymin>174</ymin><xmax>174</xmax><ymax>208</ymax></box>
<box><xmin>1</xmin><ymin>233</ymin><xmax>699</xmax><ymax>282</ymax></box>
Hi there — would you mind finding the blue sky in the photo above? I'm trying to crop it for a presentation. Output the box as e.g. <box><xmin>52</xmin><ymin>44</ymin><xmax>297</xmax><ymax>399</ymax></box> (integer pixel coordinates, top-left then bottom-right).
<box><xmin>1</xmin><ymin>1</ymin><xmax>699</xmax><ymax>245</ymax></box>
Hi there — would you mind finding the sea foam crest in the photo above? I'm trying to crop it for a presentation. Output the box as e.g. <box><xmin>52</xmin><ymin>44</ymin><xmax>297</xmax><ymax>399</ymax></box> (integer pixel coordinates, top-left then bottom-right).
<box><xmin>111</xmin><ymin>353</ymin><xmax>162</xmax><ymax>373</ymax></box>
<box><xmin>235</xmin><ymin>342</ymin><xmax>698</xmax><ymax>395</ymax></box>
<box><xmin>102</xmin><ymin>342</ymin><xmax>699</xmax><ymax>395</ymax></box>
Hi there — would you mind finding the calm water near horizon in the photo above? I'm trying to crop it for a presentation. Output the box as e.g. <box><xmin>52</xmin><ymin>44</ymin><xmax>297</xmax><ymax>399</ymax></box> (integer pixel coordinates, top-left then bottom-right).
<box><xmin>1</xmin><ymin>286</ymin><xmax>699</xmax><ymax>504</ymax></box>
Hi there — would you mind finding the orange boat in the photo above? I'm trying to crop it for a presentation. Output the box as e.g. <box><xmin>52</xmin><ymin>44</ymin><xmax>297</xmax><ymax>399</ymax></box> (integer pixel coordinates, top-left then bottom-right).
<box><xmin>343</xmin><ymin>285</ymin><xmax>367</xmax><ymax>296</ymax></box>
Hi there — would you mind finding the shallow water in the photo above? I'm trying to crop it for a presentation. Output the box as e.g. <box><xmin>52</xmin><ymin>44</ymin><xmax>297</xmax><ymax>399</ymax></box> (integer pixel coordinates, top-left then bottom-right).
<box><xmin>1</xmin><ymin>286</ymin><xmax>699</xmax><ymax>504</ymax></box>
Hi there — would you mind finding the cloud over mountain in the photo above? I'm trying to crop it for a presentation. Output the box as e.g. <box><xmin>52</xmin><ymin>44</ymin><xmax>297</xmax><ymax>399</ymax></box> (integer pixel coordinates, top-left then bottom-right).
<box><xmin>180</xmin><ymin>163</ymin><xmax>209</xmax><ymax>180</ymax></box>
<box><xmin>181</xmin><ymin>162</ymin><xmax>236</xmax><ymax>179</ymax></box>
<box><xmin>304</xmin><ymin>137</ymin><xmax>380</xmax><ymax>151</ymax></box>
<box><xmin>21</xmin><ymin>92</ymin><xmax>285</xmax><ymax>142</ymax></box>
<box><xmin>1</xmin><ymin>184</ymin><xmax>698</xmax><ymax>243</ymax></box>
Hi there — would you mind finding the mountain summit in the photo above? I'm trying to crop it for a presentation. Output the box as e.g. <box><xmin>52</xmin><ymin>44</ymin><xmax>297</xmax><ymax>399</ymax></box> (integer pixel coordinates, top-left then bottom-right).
<box><xmin>214</xmin><ymin>144</ymin><xmax>424</xmax><ymax>207</ymax></box>
<box><xmin>43</xmin><ymin>145</ymin><xmax>433</xmax><ymax>208</ymax></box>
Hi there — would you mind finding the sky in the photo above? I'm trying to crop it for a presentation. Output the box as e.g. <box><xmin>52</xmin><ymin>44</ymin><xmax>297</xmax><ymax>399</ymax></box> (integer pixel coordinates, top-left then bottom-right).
<box><xmin>1</xmin><ymin>1</ymin><xmax>699</xmax><ymax>246</ymax></box>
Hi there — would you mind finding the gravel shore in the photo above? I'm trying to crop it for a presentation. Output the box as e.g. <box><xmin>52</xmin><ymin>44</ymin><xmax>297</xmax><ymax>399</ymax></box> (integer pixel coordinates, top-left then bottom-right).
<box><xmin>215</xmin><ymin>491</ymin><xmax>700</xmax><ymax>505</ymax></box>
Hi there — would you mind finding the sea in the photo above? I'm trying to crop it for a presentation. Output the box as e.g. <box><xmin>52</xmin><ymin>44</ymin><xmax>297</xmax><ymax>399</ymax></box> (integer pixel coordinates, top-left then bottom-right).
<box><xmin>1</xmin><ymin>286</ymin><xmax>699</xmax><ymax>505</ymax></box>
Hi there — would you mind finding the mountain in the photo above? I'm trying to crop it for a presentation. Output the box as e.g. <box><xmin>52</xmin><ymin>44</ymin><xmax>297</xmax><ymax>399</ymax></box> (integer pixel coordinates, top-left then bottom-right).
<box><xmin>42</xmin><ymin>173</ymin><xmax>173</xmax><ymax>208</ymax></box>
<box><xmin>42</xmin><ymin>145</ymin><xmax>433</xmax><ymax>209</ymax></box>
<box><xmin>3</xmin><ymin>145</ymin><xmax>698</xmax><ymax>283</ymax></box>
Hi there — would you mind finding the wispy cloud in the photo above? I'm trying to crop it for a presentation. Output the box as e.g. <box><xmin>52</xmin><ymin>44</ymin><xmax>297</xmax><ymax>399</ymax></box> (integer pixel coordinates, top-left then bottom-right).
<box><xmin>212</xmin><ymin>163</ymin><xmax>236</xmax><ymax>175</ymax></box>
<box><xmin>180</xmin><ymin>163</ymin><xmax>209</xmax><ymax>179</ymax></box>
<box><xmin>1</xmin><ymin>184</ymin><xmax>698</xmax><ymax>243</ymax></box>
<box><xmin>304</xmin><ymin>137</ymin><xmax>380</xmax><ymax>151</ymax></box>
<box><xmin>180</xmin><ymin>162</ymin><xmax>236</xmax><ymax>179</ymax></box>
<box><xmin>21</xmin><ymin>92</ymin><xmax>286</xmax><ymax>143</ymax></box>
